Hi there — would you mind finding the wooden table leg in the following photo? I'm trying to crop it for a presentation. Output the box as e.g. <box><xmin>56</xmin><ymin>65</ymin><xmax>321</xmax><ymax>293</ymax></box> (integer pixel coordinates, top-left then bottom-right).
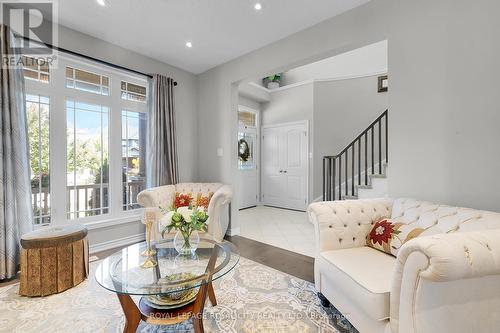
<box><xmin>117</xmin><ymin>294</ymin><xmax>141</xmax><ymax>333</ymax></box>
<box><xmin>193</xmin><ymin>316</ymin><xmax>205</xmax><ymax>333</ymax></box>
<box><xmin>208</xmin><ymin>281</ymin><xmax>217</xmax><ymax>306</ymax></box>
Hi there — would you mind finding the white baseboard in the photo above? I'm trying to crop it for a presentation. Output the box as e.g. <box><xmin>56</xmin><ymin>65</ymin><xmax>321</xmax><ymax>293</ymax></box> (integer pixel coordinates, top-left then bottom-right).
<box><xmin>226</xmin><ymin>227</ymin><xmax>240</xmax><ymax>236</ymax></box>
<box><xmin>89</xmin><ymin>233</ymin><xmax>145</xmax><ymax>254</ymax></box>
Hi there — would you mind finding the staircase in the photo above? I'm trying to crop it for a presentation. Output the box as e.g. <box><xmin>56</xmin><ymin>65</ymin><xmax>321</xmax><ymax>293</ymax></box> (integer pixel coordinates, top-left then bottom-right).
<box><xmin>323</xmin><ymin>110</ymin><xmax>388</xmax><ymax>201</ymax></box>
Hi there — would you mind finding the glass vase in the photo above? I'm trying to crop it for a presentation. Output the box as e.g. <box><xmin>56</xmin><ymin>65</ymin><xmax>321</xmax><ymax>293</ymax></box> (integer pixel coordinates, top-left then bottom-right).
<box><xmin>174</xmin><ymin>230</ymin><xmax>200</xmax><ymax>255</ymax></box>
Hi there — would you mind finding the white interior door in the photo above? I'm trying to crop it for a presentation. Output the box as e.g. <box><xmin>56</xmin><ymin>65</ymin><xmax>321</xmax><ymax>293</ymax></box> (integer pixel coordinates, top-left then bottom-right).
<box><xmin>262</xmin><ymin>122</ymin><xmax>308</xmax><ymax>210</ymax></box>
<box><xmin>262</xmin><ymin>126</ymin><xmax>285</xmax><ymax>207</ymax></box>
<box><xmin>238</xmin><ymin>127</ymin><xmax>258</xmax><ymax>209</ymax></box>
<box><xmin>282</xmin><ymin>124</ymin><xmax>308</xmax><ymax>209</ymax></box>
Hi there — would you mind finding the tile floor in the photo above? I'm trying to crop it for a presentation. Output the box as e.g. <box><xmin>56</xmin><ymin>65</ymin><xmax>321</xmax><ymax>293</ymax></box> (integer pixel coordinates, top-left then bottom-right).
<box><xmin>238</xmin><ymin>206</ymin><xmax>315</xmax><ymax>257</ymax></box>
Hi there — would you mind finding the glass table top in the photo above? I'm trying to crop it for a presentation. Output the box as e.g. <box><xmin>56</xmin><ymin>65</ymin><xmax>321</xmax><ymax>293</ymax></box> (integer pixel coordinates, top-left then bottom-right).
<box><xmin>95</xmin><ymin>238</ymin><xmax>239</xmax><ymax>296</ymax></box>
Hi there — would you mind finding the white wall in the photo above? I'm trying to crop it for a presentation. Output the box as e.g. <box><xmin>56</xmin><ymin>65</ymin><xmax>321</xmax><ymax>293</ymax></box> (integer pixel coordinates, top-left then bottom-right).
<box><xmin>197</xmin><ymin>0</ymin><xmax>500</xmax><ymax>236</ymax></box>
<box><xmin>387</xmin><ymin>0</ymin><xmax>500</xmax><ymax>211</ymax></box>
<box><xmin>238</xmin><ymin>95</ymin><xmax>261</xmax><ymax>111</ymax></box>
<box><xmin>313</xmin><ymin>76</ymin><xmax>388</xmax><ymax>199</ymax></box>
<box><xmin>283</xmin><ymin>40</ymin><xmax>387</xmax><ymax>85</ymax></box>
<box><xmin>56</xmin><ymin>24</ymin><xmax>199</xmax><ymax>248</ymax></box>
<box><xmin>261</xmin><ymin>84</ymin><xmax>314</xmax><ymax>125</ymax></box>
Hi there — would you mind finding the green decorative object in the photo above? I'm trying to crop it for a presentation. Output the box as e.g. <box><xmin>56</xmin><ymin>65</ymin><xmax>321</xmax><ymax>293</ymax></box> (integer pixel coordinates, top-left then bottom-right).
<box><xmin>262</xmin><ymin>73</ymin><xmax>283</xmax><ymax>89</ymax></box>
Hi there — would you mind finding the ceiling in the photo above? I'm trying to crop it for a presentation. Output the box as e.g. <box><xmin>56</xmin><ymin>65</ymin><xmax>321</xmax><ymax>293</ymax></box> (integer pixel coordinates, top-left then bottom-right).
<box><xmin>54</xmin><ymin>0</ymin><xmax>371</xmax><ymax>74</ymax></box>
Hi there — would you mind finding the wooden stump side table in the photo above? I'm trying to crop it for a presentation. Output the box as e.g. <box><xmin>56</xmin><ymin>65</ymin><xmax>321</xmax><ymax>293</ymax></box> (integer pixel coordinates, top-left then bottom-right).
<box><xmin>19</xmin><ymin>224</ymin><xmax>89</xmax><ymax>297</ymax></box>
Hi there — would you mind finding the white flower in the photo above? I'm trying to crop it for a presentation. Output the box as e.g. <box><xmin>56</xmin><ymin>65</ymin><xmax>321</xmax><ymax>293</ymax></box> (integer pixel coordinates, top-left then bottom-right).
<box><xmin>177</xmin><ymin>206</ymin><xmax>193</xmax><ymax>223</ymax></box>
<box><xmin>195</xmin><ymin>206</ymin><xmax>206</xmax><ymax>212</ymax></box>
<box><xmin>159</xmin><ymin>211</ymin><xmax>174</xmax><ymax>229</ymax></box>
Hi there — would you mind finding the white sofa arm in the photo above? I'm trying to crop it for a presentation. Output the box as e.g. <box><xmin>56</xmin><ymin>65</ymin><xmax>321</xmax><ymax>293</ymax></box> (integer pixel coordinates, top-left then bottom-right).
<box><xmin>207</xmin><ymin>185</ymin><xmax>233</xmax><ymax>242</ymax></box>
<box><xmin>390</xmin><ymin>230</ymin><xmax>500</xmax><ymax>333</ymax></box>
<box><xmin>308</xmin><ymin>199</ymin><xmax>393</xmax><ymax>254</ymax></box>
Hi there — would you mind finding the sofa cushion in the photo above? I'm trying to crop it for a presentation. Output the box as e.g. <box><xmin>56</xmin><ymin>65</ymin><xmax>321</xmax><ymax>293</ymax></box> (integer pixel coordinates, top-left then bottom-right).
<box><xmin>174</xmin><ymin>192</ymin><xmax>193</xmax><ymax>208</ymax></box>
<box><xmin>367</xmin><ymin>218</ymin><xmax>427</xmax><ymax>257</ymax></box>
<box><xmin>318</xmin><ymin>246</ymin><xmax>395</xmax><ymax>321</ymax></box>
<box><xmin>195</xmin><ymin>192</ymin><xmax>214</xmax><ymax>210</ymax></box>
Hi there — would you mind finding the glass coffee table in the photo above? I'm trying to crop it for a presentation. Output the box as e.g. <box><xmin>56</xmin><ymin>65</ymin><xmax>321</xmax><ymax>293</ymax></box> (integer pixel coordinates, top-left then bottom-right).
<box><xmin>95</xmin><ymin>238</ymin><xmax>239</xmax><ymax>333</ymax></box>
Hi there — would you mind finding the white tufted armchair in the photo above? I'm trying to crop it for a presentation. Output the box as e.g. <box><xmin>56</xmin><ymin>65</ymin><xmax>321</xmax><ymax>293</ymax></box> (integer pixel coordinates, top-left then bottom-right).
<box><xmin>137</xmin><ymin>183</ymin><xmax>232</xmax><ymax>242</ymax></box>
<box><xmin>308</xmin><ymin>198</ymin><xmax>500</xmax><ymax>333</ymax></box>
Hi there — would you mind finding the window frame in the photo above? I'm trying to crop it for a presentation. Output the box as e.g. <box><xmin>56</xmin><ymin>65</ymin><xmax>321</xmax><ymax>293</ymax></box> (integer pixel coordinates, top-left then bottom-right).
<box><xmin>66</xmin><ymin>65</ymin><xmax>111</xmax><ymax>96</ymax></box>
<box><xmin>24</xmin><ymin>51</ymin><xmax>149</xmax><ymax>228</ymax></box>
<box><xmin>121</xmin><ymin>80</ymin><xmax>147</xmax><ymax>102</ymax></box>
<box><xmin>26</xmin><ymin>93</ymin><xmax>51</xmax><ymax>224</ymax></box>
<box><xmin>22</xmin><ymin>56</ymin><xmax>50</xmax><ymax>83</ymax></box>
<box><xmin>121</xmin><ymin>109</ymin><xmax>148</xmax><ymax>211</ymax></box>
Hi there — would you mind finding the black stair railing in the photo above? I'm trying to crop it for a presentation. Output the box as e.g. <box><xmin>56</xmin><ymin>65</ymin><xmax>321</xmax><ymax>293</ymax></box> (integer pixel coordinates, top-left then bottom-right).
<box><xmin>323</xmin><ymin>110</ymin><xmax>388</xmax><ymax>201</ymax></box>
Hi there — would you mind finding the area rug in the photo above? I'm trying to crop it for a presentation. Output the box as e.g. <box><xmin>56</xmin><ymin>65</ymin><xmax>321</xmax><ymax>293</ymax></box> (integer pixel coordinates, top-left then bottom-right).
<box><xmin>0</xmin><ymin>257</ymin><xmax>355</xmax><ymax>333</ymax></box>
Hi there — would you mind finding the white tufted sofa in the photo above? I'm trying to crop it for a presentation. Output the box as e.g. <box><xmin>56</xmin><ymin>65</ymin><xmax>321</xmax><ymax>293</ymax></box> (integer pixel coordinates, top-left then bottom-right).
<box><xmin>308</xmin><ymin>198</ymin><xmax>500</xmax><ymax>333</ymax></box>
<box><xmin>137</xmin><ymin>183</ymin><xmax>232</xmax><ymax>242</ymax></box>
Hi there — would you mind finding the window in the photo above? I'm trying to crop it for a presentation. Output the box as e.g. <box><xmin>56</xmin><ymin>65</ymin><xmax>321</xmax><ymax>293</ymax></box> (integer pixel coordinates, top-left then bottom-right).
<box><xmin>66</xmin><ymin>100</ymin><xmax>109</xmax><ymax>219</ymax></box>
<box><xmin>24</xmin><ymin>52</ymin><xmax>148</xmax><ymax>226</ymax></box>
<box><xmin>22</xmin><ymin>56</ymin><xmax>49</xmax><ymax>83</ymax></box>
<box><xmin>26</xmin><ymin>94</ymin><xmax>51</xmax><ymax>224</ymax></box>
<box><xmin>66</xmin><ymin>66</ymin><xmax>110</xmax><ymax>95</ymax></box>
<box><xmin>238</xmin><ymin>111</ymin><xmax>256</xmax><ymax>127</ymax></box>
<box><xmin>237</xmin><ymin>108</ymin><xmax>258</xmax><ymax>171</ymax></box>
<box><xmin>122</xmin><ymin>110</ymin><xmax>147</xmax><ymax>210</ymax></box>
<box><xmin>121</xmin><ymin>81</ymin><xmax>146</xmax><ymax>102</ymax></box>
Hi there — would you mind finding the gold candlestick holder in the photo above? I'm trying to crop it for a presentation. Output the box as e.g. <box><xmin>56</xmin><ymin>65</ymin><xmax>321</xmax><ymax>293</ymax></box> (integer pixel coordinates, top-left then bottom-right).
<box><xmin>141</xmin><ymin>209</ymin><xmax>157</xmax><ymax>268</ymax></box>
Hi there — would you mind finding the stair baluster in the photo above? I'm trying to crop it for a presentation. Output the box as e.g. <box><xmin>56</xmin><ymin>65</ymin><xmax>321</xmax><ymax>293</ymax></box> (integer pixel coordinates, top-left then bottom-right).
<box><xmin>322</xmin><ymin>110</ymin><xmax>388</xmax><ymax>201</ymax></box>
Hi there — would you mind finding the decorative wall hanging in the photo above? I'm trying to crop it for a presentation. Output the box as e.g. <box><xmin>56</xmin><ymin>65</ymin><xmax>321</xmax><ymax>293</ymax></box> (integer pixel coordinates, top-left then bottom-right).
<box><xmin>378</xmin><ymin>75</ymin><xmax>388</xmax><ymax>93</ymax></box>
<box><xmin>238</xmin><ymin>139</ymin><xmax>250</xmax><ymax>162</ymax></box>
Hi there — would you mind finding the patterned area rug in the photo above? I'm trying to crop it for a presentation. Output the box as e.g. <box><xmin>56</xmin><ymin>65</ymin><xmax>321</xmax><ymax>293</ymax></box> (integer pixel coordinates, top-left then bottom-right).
<box><xmin>0</xmin><ymin>257</ymin><xmax>355</xmax><ymax>333</ymax></box>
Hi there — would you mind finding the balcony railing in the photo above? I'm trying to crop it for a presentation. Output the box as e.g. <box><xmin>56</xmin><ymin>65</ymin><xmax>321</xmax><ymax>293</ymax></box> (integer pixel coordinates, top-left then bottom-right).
<box><xmin>31</xmin><ymin>180</ymin><xmax>146</xmax><ymax>223</ymax></box>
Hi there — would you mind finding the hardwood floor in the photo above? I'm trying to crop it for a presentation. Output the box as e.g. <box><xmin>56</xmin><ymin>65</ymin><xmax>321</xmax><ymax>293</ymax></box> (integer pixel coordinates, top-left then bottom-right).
<box><xmin>1</xmin><ymin>235</ymin><xmax>314</xmax><ymax>287</ymax></box>
<box><xmin>224</xmin><ymin>235</ymin><xmax>314</xmax><ymax>283</ymax></box>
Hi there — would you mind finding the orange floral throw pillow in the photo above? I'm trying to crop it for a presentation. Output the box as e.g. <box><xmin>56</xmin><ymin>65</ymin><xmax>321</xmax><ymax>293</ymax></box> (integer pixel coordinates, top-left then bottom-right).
<box><xmin>195</xmin><ymin>192</ymin><xmax>214</xmax><ymax>210</ymax></box>
<box><xmin>367</xmin><ymin>218</ymin><xmax>428</xmax><ymax>257</ymax></box>
<box><xmin>174</xmin><ymin>192</ymin><xmax>192</xmax><ymax>209</ymax></box>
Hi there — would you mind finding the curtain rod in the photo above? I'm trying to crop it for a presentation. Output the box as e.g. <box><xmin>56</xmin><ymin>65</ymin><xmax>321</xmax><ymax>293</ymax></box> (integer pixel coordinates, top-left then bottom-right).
<box><xmin>19</xmin><ymin>36</ymin><xmax>178</xmax><ymax>86</ymax></box>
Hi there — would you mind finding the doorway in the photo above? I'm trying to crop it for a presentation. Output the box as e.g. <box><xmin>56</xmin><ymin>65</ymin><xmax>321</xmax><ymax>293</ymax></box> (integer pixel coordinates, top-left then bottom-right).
<box><xmin>237</xmin><ymin>105</ymin><xmax>259</xmax><ymax>210</ymax></box>
<box><xmin>236</xmin><ymin>93</ymin><xmax>314</xmax><ymax>257</ymax></box>
<box><xmin>234</xmin><ymin>40</ymin><xmax>388</xmax><ymax>258</ymax></box>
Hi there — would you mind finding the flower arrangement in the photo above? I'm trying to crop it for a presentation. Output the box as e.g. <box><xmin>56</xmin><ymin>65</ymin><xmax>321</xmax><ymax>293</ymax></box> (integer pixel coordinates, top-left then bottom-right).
<box><xmin>159</xmin><ymin>205</ymin><xmax>209</xmax><ymax>253</ymax></box>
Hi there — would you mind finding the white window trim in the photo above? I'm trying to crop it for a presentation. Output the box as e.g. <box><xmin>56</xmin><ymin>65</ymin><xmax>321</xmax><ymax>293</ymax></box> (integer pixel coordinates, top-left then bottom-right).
<box><xmin>26</xmin><ymin>52</ymin><xmax>148</xmax><ymax>229</ymax></box>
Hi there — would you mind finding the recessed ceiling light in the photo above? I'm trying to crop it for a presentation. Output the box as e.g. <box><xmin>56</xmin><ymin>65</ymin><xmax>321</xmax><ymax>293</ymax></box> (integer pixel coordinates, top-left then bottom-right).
<box><xmin>254</xmin><ymin>3</ymin><xmax>262</xmax><ymax>10</ymax></box>
<box><xmin>185</xmin><ymin>41</ymin><xmax>193</xmax><ymax>48</ymax></box>
<box><xmin>97</xmin><ymin>0</ymin><xmax>106</xmax><ymax>6</ymax></box>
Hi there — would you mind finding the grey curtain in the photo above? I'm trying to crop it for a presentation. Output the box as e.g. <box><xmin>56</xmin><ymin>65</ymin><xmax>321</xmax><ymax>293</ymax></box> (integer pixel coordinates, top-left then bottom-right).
<box><xmin>147</xmin><ymin>74</ymin><xmax>178</xmax><ymax>187</ymax></box>
<box><xmin>0</xmin><ymin>25</ymin><xmax>33</xmax><ymax>280</ymax></box>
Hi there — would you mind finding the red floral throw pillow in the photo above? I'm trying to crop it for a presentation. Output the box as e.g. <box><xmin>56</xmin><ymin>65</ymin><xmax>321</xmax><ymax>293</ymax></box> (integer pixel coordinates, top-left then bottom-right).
<box><xmin>367</xmin><ymin>218</ymin><xmax>427</xmax><ymax>257</ymax></box>
<box><xmin>174</xmin><ymin>192</ymin><xmax>192</xmax><ymax>209</ymax></box>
